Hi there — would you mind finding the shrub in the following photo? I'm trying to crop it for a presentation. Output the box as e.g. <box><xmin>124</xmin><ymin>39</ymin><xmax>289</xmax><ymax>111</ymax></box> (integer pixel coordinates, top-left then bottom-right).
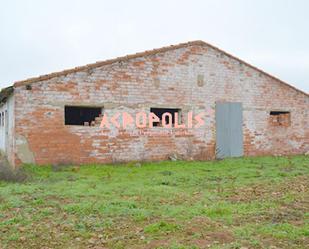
<box><xmin>0</xmin><ymin>158</ymin><xmax>28</xmax><ymax>183</ymax></box>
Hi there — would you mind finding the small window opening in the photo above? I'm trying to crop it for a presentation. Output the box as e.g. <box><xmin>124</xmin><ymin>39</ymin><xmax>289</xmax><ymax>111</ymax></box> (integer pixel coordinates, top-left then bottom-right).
<box><xmin>270</xmin><ymin>111</ymin><xmax>291</xmax><ymax>126</ymax></box>
<box><xmin>150</xmin><ymin>108</ymin><xmax>181</xmax><ymax>127</ymax></box>
<box><xmin>270</xmin><ymin>111</ymin><xmax>290</xmax><ymax>115</ymax></box>
<box><xmin>65</xmin><ymin>106</ymin><xmax>102</xmax><ymax>126</ymax></box>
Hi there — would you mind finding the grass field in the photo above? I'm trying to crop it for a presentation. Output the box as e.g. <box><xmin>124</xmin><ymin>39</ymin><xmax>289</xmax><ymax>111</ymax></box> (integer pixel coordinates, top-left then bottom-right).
<box><xmin>0</xmin><ymin>156</ymin><xmax>308</xmax><ymax>249</ymax></box>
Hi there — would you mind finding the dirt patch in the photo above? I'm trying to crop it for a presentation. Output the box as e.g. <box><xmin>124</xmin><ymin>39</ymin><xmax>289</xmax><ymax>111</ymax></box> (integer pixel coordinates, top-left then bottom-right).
<box><xmin>206</xmin><ymin>231</ymin><xmax>234</xmax><ymax>243</ymax></box>
<box><xmin>188</xmin><ymin>231</ymin><xmax>234</xmax><ymax>248</ymax></box>
<box><xmin>228</xmin><ymin>176</ymin><xmax>309</xmax><ymax>202</ymax></box>
<box><xmin>182</xmin><ymin>217</ymin><xmax>234</xmax><ymax>247</ymax></box>
<box><xmin>144</xmin><ymin>239</ymin><xmax>170</xmax><ymax>249</ymax></box>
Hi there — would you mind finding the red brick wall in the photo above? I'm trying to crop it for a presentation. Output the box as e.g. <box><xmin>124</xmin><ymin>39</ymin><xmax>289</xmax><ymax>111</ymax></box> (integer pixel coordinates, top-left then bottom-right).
<box><xmin>13</xmin><ymin>44</ymin><xmax>309</xmax><ymax>166</ymax></box>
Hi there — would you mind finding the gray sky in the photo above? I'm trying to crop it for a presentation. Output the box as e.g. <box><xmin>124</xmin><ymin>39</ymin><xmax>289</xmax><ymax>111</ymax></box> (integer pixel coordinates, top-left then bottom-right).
<box><xmin>1</xmin><ymin>0</ymin><xmax>308</xmax><ymax>92</ymax></box>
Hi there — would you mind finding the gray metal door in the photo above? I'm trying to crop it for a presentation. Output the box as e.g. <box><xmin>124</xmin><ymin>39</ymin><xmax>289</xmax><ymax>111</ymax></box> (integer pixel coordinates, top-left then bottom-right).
<box><xmin>215</xmin><ymin>102</ymin><xmax>243</xmax><ymax>159</ymax></box>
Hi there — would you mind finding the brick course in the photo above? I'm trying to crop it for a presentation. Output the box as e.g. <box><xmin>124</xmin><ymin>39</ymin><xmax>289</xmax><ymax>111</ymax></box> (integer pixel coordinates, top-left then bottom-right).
<box><xmin>8</xmin><ymin>41</ymin><xmax>309</xmax><ymax>166</ymax></box>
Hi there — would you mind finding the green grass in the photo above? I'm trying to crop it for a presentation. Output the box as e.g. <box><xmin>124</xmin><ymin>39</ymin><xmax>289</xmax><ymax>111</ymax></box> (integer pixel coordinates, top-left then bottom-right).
<box><xmin>0</xmin><ymin>156</ymin><xmax>308</xmax><ymax>248</ymax></box>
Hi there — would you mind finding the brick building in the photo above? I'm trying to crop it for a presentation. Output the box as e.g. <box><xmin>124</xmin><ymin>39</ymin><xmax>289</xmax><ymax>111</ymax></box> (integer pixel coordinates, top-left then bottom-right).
<box><xmin>0</xmin><ymin>41</ymin><xmax>308</xmax><ymax>167</ymax></box>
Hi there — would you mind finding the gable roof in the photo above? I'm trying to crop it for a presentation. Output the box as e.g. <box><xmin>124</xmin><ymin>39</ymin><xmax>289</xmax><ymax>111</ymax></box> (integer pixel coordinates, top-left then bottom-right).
<box><xmin>11</xmin><ymin>40</ymin><xmax>309</xmax><ymax>97</ymax></box>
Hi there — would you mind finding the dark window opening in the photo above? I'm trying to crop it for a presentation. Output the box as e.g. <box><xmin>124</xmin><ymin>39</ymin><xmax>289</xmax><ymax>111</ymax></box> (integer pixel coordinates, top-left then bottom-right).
<box><xmin>65</xmin><ymin>106</ymin><xmax>102</xmax><ymax>126</ymax></box>
<box><xmin>270</xmin><ymin>111</ymin><xmax>291</xmax><ymax>126</ymax></box>
<box><xmin>270</xmin><ymin>111</ymin><xmax>290</xmax><ymax>116</ymax></box>
<box><xmin>150</xmin><ymin>108</ymin><xmax>181</xmax><ymax>127</ymax></box>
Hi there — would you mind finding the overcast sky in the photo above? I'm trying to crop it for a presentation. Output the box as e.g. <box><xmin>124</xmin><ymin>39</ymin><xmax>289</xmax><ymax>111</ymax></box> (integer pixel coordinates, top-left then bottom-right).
<box><xmin>0</xmin><ymin>0</ymin><xmax>308</xmax><ymax>92</ymax></box>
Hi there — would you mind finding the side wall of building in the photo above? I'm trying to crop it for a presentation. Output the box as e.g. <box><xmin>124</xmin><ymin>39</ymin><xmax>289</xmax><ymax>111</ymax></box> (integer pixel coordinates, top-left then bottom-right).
<box><xmin>0</xmin><ymin>95</ymin><xmax>15</xmax><ymax>165</ymax></box>
<box><xmin>13</xmin><ymin>44</ymin><xmax>309</xmax><ymax>166</ymax></box>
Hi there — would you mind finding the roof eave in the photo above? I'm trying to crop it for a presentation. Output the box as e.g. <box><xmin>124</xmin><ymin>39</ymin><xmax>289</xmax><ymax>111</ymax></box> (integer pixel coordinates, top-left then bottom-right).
<box><xmin>0</xmin><ymin>86</ymin><xmax>14</xmax><ymax>105</ymax></box>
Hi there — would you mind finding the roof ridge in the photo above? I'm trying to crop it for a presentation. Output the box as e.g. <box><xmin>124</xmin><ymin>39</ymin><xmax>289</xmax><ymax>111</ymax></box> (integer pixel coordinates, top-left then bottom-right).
<box><xmin>202</xmin><ymin>42</ymin><xmax>309</xmax><ymax>97</ymax></box>
<box><xmin>13</xmin><ymin>40</ymin><xmax>204</xmax><ymax>87</ymax></box>
<box><xmin>13</xmin><ymin>40</ymin><xmax>308</xmax><ymax>97</ymax></box>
